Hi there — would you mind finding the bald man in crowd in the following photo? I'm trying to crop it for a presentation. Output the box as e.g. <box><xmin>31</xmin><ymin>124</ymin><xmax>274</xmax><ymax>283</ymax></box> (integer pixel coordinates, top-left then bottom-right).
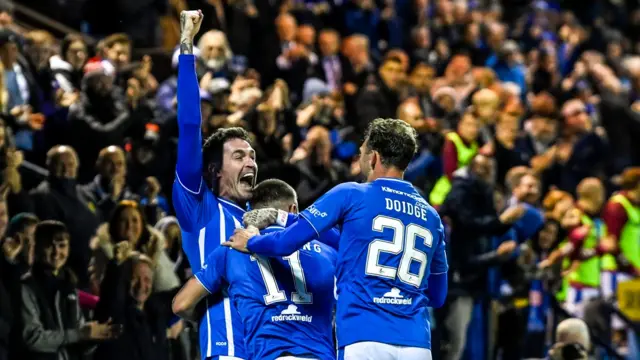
<box><xmin>83</xmin><ymin>145</ymin><xmax>137</xmax><ymax>221</ymax></box>
<box><xmin>29</xmin><ymin>145</ymin><xmax>101</xmax><ymax>287</ymax></box>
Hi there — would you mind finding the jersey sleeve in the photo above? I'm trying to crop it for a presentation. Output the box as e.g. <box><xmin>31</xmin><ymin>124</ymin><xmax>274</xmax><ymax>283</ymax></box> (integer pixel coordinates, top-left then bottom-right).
<box><xmin>430</xmin><ymin>222</ymin><xmax>448</xmax><ymax>275</ymax></box>
<box><xmin>247</xmin><ymin>183</ymin><xmax>356</xmax><ymax>256</ymax></box>
<box><xmin>194</xmin><ymin>247</ymin><xmax>228</xmax><ymax>294</ymax></box>
<box><xmin>299</xmin><ymin>182</ymin><xmax>355</xmax><ymax>236</ymax></box>
<box><xmin>318</xmin><ymin>227</ymin><xmax>340</xmax><ymax>250</ymax></box>
<box><xmin>172</xmin><ymin>54</ymin><xmax>219</xmax><ymax>232</ymax></box>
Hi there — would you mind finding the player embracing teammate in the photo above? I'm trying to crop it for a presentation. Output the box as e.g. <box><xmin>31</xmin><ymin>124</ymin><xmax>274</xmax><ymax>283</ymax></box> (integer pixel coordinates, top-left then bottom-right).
<box><xmin>172</xmin><ymin>10</ymin><xmax>448</xmax><ymax>360</ymax></box>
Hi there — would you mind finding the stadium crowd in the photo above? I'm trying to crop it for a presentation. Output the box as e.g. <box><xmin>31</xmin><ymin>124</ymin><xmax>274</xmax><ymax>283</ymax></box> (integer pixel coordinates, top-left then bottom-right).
<box><xmin>1</xmin><ymin>0</ymin><xmax>640</xmax><ymax>359</ymax></box>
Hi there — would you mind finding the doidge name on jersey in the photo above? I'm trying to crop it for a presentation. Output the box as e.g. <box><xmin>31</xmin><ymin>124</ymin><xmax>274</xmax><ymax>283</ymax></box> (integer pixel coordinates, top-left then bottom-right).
<box><xmin>384</xmin><ymin>198</ymin><xmax>428</xmax><ymax>222</ymax></box>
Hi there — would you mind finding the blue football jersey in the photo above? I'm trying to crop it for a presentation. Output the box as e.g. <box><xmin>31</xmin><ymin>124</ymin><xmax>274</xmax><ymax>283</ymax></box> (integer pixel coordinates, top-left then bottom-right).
<box><xmin>174</xmin><ymin>53</ymin><xmax>247</xmax><ymax>359</ymax></box>
<box><xmin>299</xmin><ymin>178</ymin><xmax>448</xmax><ymax>349</ymax></box>
<box><xmin>173</xmin><ymin>180</ymin><xmax>246</xmax><ymax>359</ymax></box>
<box><xmin>195</xmin><ymin>226</ymin><xmax>337</xmax><ymax>360</ymax></box>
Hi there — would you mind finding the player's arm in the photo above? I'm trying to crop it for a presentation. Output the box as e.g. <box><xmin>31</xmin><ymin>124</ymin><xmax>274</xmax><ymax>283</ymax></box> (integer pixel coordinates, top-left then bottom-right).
<box><xmin>228</xmin><ymin>183</ymin><xmax>354</xmax><ymax>256</ymax></box>
<box><xmin>243</xmin><ymin>210</ymin><xmax>340</xmax><ymax>250</ymax></box>
<box><xmin>172</xmin><ymin>247</ymin><xmax>226</xmax><ymax>321</ymax></box>
<box><xmin>172</xmin><ymin>10</ymin><xmax>221</xmax><ymax>232</ymax></box>
<box><xmin>426</xmin><ymin>222</ymin><xmax>448</xmax><ymax>308</ymax></box>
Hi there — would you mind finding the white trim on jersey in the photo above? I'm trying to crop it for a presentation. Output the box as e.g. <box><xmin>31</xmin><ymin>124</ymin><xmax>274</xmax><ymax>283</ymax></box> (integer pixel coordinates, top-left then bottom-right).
<box><xmin>198</xmin><ymin>227</ymin><xmax>214</xmax><ymax>357</ymax></box>
<box><xmin>175</xmin><ymin>171</ymin><xmax>203</xmax><ymax>194</ymax></box>
<box><xmin>218</xmin><ymin>203</ymin><xmax>236</xmax><ymax>357</ymax></box>
<box><xmin>220</xmin><ymin>197</ymin><xmax>246</xmax><ymax>213</ymax></box>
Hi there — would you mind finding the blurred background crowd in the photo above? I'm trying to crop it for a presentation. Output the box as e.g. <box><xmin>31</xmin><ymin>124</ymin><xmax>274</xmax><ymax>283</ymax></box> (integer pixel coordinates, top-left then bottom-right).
<box><xmin>1</xmin><ymin>0</ymin><xmax>640</xmax><ymax>359</ymax></box>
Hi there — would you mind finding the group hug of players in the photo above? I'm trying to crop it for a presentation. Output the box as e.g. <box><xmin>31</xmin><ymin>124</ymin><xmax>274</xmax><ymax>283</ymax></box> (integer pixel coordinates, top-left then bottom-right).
<box><xmin>169</xmin><ymin>10</ymin><xmax>447</xmax><ymax>360</ymax></box>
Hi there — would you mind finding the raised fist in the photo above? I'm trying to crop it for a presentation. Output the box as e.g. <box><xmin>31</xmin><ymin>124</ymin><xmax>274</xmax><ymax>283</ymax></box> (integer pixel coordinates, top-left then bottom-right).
<box><xmin>180</xmin><ymin>10</ymin><xmax>203</xmax><ymax>42</ymax></box>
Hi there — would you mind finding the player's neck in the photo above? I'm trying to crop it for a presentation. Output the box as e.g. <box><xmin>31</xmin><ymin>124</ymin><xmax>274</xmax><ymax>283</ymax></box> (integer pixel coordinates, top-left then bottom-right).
<box><xmin>370</xmin><ymin>167</ymin><xmax>405</xmax><ymax>182</ymax></box>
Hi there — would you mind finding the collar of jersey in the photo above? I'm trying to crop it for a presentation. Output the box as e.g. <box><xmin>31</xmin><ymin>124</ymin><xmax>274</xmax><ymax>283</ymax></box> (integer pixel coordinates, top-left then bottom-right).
<box><xmin>219</xmin><ymin>198</ymin><xmax>246</xmax><ymax>212</ymax></box>
<box><xmin>373</xmin><ymin>177</ymin><xmax>411</xmax><ymax>185</ymax></box>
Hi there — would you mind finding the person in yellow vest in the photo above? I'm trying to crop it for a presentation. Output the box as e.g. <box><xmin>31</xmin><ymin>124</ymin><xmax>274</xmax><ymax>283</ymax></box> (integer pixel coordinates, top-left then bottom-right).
<box><xmin>597</xmin><ymin>168</ymin><xmax>640</xmax><ymax>336</ymax></box>
<box><xmin>429</xmin><ymin>111</ymin><xmax>479</xmax><ymax>206</ymax></box>
<box><xmin>539</xmin><ymin>178</ymin><xmax>606</xmax><ymax>318</ymax></box>
<box><xmin>599</xmin><ymin>167</ymin><xmax>640</xmax><ymax>286</ymax></box>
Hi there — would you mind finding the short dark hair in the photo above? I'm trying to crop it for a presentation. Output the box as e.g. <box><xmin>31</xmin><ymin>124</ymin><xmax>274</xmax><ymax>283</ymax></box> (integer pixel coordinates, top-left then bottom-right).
<box><xmin>250</xmin><ymin>179</ymin><xmax>297</xmax><ymax>211</ymax></box>
<box><xmin>202</xmin><ymin>127</ymin><xmax>251</xmax><ymax>192</ymax></box>
<box><xmin>364</xmin><ymin>118</ymin><xmax>418</xmax><ymax>170</ymax></box>
<box><xmin>34</xmin><ymin>220</ymin><xmax>68</xmax><ymax>251</ymax></box>
<box><xmin>6</xmin><ymin>213</ymin><xmax>39</xmax><ymax>238</ymax></box>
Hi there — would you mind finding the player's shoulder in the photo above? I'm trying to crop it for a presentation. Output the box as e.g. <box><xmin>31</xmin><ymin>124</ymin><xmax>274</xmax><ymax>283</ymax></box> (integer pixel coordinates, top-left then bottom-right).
<box><xmin>333</xmin><ymin>181</ymin><xmax>366</xmax><ymax>194</ymax></box>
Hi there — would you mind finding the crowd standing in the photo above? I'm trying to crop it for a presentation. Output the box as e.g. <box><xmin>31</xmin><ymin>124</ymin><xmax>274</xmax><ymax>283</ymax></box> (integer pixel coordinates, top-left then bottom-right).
<box><xmin>1</xmin><ymin>0</ymin><xmax>640</xmax><ymax>359</ymax></box>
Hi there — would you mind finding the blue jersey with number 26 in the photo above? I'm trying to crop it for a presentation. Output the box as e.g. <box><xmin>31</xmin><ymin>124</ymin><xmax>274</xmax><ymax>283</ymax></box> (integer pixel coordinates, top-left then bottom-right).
<box><xmin>300</xmin><ymin>178</ymin><xmax>447</xmax><ymax>350</ymax></box>
<box><xmin>195</xmin><ymin>226</ymin><xmax>337</xmax><ymax>360</ymax></box>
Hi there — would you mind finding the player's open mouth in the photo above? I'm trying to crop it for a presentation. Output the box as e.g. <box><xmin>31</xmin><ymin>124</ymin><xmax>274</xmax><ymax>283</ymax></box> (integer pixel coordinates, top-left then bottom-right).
<box><xmin>239</xmin><ymin>173</ymin><xmax>255</xmax><ymax>188</ymax></box>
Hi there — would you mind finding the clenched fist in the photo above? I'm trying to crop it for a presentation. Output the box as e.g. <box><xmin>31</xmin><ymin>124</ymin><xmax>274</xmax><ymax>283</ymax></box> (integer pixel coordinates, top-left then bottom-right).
<box><xmin>180</xmin><ymin>10</ymin><xmax>203</xmax><ymax>47</ymax></box>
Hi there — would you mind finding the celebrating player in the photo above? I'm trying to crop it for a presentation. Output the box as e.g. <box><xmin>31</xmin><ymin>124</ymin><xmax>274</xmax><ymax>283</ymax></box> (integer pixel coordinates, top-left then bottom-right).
<box><xmin>226</xmin><ymin>118</ymin><xmax>448</xmax><ymax>360</ymax></box>
<box><xmin>173</xmin><ymin>179</ymin><xmax>337</xmax><ymax>360</ymax></box>
<box><xmin>173</xmin><ymin>10</ymin><xmax>254</xmax><ymax>360</ymax></box>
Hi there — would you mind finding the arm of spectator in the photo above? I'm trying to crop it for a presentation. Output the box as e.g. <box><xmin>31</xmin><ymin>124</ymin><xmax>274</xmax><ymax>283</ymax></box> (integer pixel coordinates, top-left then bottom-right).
<box><xmin>276</xmin><ymin>51</ymin><xmax>292</xmax><ymax>70</ymax></box>
<box><xmin>468</xmin><ymin>240</ymin><xmax>517</xmax><ymax>268</ymax></box>
<box><xmin>439</xmin><ymin>183</ymin><xmax>513</xmax><ymax>236</ymax></box>
<box><xmin>21</xmin><ymin>285</ymin><xmax>83</xmax><ymax>352</ymax></box>
<box><xmin>70</xmin><ymin>105</ymin><xmax>132</xmax><ymax>134</ymax></box>
<box><xmin>94</xmin><ymin>259</ymin><xmax>129</xmax><ymax>324</ymax></box>
<box><xmin>530</xmin><ymin>146</ymin><xmax>556</xmax><ymax>174</ymax></box>
<box><xmin>598</xmin><ymin>200</ymin><xmax>627</xmax><ymax>255</ymax></box>
<box><xmin>539</xmin><ymin>240</ymin><xmax>576</xmax><ymax>269</ymax></box>
<box><xmin>441</xmin><ymin>137</ymin><xmax>459</xmax><ymax>180</ymax></box>
<box><xmin>296</xmin><ymin>103</ymin><xmax>317</xmax><ymax>128</ymax></box>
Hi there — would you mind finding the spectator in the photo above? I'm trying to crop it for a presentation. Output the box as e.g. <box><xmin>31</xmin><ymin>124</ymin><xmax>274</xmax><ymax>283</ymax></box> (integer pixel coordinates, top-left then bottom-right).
<box><xmin>430</xmin><ymin>111</ymin><xmax>480</xmax><ymax>206</ymax></box>
<box><xmin>89</xmin><ymin>200</ymin><xmax>180</xmax><ymax>295</ymax></box>
<box><xmin>94</xmin><ymin>252</ymin><xmax>172</xmax><ymax>360</ymax></box>
<box><xmin>355</xmin><ymin>54</ymin><xmax>404</xmax><ymax>136</ymax></box>
<box><xmin>20</xmin><ymin>220</ymin><xmax>119</xmax><ymax>360</ymax></box>
<box><xmin>438</xmin><ymin>154</ymin><xmax>524</xmax><ymax>360</ymax></box>
<box><xmin>29</xmin><ymin>145</ymin><xmax>101</xmax><ymax>287</ymax></box>
<box><xmin>68</xmin><ymin>65</ymin><xmax>147</xmax><ymax>181</ymax></box>
<box><xmin>547</xmin><ymin>318</ymin><xmax>591</xmax><ymax>360</ymax></box>
<box><xmin>314</xmin><ymin>29</ymin><xmax>346</xmax><ymax>93</ymax></box>
<box><xmin>197</xmin><ymin>30</ymin><xmax>240</xmax><ymax>90</ymax></box>
<box><xmin>84</xmin><ymin>146</ymin><xmax>138</xmax><ymax>221</ymax></box>
<box><xmin>49</xmin><ymin>34</ymin><xmax>88</xmax><ymax>93</ymax></box>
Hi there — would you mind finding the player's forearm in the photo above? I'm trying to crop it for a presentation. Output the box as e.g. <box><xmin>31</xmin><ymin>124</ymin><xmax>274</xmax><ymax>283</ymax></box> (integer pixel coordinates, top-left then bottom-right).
<box><xmin>247</xmin><ymin>216</ymin><xmax>317</xmax><ymax>256</ymax></box>
<box><xmin>172</xmin><ymin>277</ymin><xmax>208</xmax><ymax>322</ymax></box>
<box><xmin>176</xmin><ymin>55</ymin><xmax>204</xmax><ymax>190</ymax></box>
<box><xmin>426</xmin><ymin>272</ymin><xmax>447</xmax><ymax>308</ymax></box>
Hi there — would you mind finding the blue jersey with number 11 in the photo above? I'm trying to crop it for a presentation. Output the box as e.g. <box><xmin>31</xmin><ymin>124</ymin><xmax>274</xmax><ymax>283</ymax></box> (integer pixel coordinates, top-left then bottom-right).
<box><xmin>195</xmin><ymin>226</ymin><xmax>337</xmax><ymax>360</ymax></box>
<box><xmin>299</xmin><ymin>178</ymin><xmax>447</xmax><ymax>349</ymax></box>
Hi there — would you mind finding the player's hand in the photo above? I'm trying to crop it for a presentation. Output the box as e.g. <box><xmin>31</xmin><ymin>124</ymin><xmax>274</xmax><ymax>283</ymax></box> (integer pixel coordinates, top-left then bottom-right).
<box><xmin>243</xmin><ymin>208</ymin><xmax>279</xmax><ymax>229</ymax></box>
<box><xmin>222</xmin><ymin>228</ymin><xmax>260</xmax><ymax>253</ymax></box>
<box><xmin>180</xmin><ymin>10</ymin><xmax>203</xmax><ymax>42</ymax></box>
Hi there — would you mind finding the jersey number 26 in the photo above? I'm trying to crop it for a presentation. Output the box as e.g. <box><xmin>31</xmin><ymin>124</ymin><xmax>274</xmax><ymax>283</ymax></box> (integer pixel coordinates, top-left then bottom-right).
<box><xmin>366</xmin><ymin>215</ymin><xmax>433</xmax><ymax>287</ymax></box>
<box><xmin>252</xmin><ymin>252</ymin><xmax>313</xmax><ymax>305</ymax></box>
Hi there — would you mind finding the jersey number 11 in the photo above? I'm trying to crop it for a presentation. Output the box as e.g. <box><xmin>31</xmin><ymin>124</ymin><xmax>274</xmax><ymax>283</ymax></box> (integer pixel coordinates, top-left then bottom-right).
<box><xmin>252</xmin><ymin>251</ymin><xmax>314</xmax><ymax>305</ymax></box>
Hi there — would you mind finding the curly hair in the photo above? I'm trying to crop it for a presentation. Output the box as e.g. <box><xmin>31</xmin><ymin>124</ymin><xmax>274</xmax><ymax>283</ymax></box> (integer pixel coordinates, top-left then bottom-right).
<box><xmin>364</xmin><ymin>118</ymin><xmax>418</xmax><ymax>170</ymax></box>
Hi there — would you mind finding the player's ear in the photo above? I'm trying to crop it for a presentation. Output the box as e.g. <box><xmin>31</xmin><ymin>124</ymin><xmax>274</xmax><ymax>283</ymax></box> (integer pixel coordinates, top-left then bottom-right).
<box><xmin>289</xmin><ymin>203</ymin><xmax>298</xmax><ymax>214</ymax></box>
<box><xmin>370</xmin><ymin>151</ymin><xmax>377</xmax><ymax>171</ymax></box>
